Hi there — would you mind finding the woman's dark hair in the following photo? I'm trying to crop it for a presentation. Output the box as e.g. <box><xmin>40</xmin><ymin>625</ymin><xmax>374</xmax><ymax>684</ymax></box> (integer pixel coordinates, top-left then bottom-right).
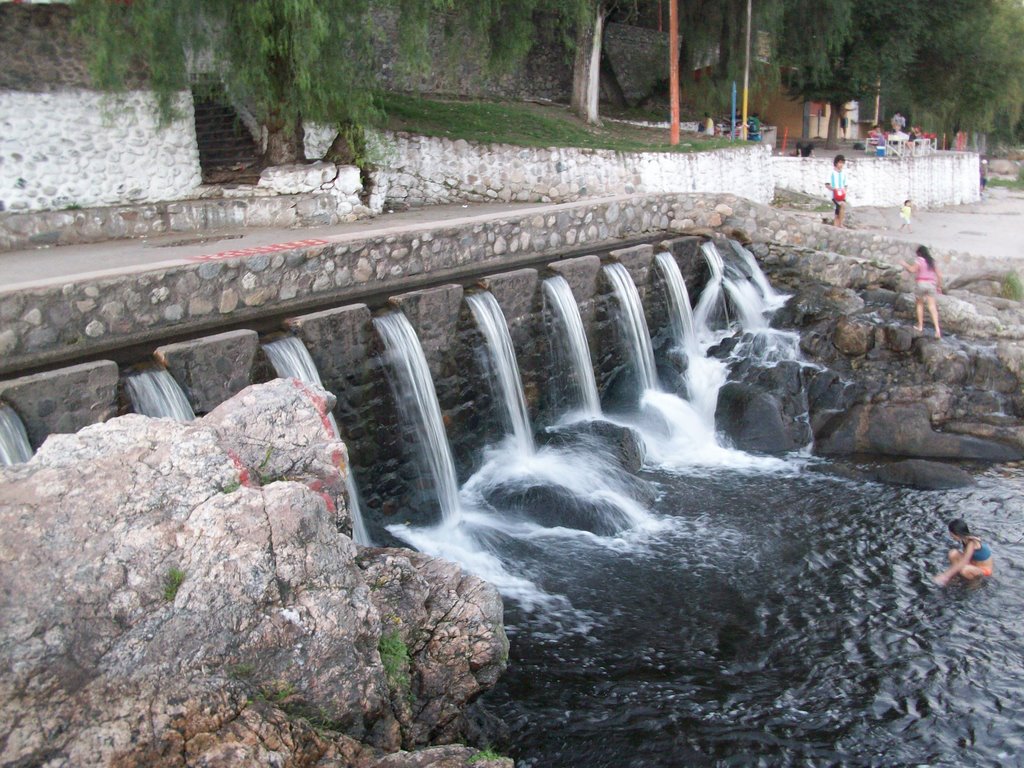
<box><xmin>948</xmin><ymin>518</ymin><xmax>971</xmax><ymax>537</ymax></box>
<box><xmin>917</xmin><ymin>245</ymin><xmax>935</xmax><ymax>269</ymax></box>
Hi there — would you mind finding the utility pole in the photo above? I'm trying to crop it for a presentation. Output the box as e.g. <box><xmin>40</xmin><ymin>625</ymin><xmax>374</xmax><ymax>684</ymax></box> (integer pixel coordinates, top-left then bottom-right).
<box><xmin>669</xmin><ymin>0</ymin><xmax>679</xmax><ymax>145</ymax></box>
<box><xmin>741</xmin><ymin>0</ymin><xmax>752</xmax><ymax>140</ymax></box>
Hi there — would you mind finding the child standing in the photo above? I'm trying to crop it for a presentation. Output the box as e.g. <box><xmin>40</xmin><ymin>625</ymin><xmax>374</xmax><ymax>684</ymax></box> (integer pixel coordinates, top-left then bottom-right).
<box><xmin>825</xmin><ymin>155</ymin><xmax>848</xmax><ymax>228</ymax></box>
<box><xmin>899</xmin><ymin>199</ymin><xmax>913</xmax><ymax>232</ymax></box>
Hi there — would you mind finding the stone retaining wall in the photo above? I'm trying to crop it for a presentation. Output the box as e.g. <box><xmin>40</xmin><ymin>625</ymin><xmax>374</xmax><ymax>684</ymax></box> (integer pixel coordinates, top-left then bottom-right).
<box><xmin>0</xmin><ymin>90</ymin><xmax>202</xmax><ymax>213</ymax></box>
<box><xmin>772</xmin><ymin>153</ymin><xmax>980</xmax><ymax>207</ymax></box>
<box><xmin>2</xmin><ymin>192</ymin><xmax>1001</xmax><ymax>378</ymax></box>
<box><xmin>374</xmin><ymin>134</ymin><xmax>775</xmax><ymax>207</ymax></box>
<box><xmin>0</xmin><ymin>164</ymin><xmax>371</xmax><ymax>251</ymax></box>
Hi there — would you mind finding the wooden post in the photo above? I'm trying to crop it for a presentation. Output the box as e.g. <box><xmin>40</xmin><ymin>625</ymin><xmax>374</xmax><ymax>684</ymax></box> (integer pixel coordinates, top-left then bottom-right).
<box><xmin>669</xmin><ymin>0</ymin><xmax>679</xmax><ymax>145</ymax></box>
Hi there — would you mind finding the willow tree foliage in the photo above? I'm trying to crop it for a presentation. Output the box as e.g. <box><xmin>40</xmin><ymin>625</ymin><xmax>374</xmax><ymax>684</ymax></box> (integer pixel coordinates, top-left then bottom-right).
<box><xmin>74</xmin><ymin>0</ymin><xmax>583</xmax><ymax>164</ymax></box>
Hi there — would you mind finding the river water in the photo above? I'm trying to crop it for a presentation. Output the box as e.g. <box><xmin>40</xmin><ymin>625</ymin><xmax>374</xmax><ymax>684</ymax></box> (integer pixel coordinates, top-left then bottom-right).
<box><xmin>484</xmin><ymin>460</ymin><xmax>1024</xmax><ymax>767</ymax></box>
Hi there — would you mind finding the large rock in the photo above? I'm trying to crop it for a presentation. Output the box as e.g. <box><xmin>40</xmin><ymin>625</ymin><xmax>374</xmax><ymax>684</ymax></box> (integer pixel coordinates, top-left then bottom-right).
<box><xmin>716</xmin><ymin>382</ymin><xmax>801</xmax><ymax>453</ymax></box>
<box><xmin>815</xmin><ymin>402</ymin><xmax>1023</xmax><ymax>461</ymax></box>
<box><xmin>0</xmin><ymin>380</ymin><xmax>507</xmax><ymax>767</ymax></box>
<box><xmin>870</xmin><ymin>459</ymin><xmax>976</xmax><ymax>489</ymax></box>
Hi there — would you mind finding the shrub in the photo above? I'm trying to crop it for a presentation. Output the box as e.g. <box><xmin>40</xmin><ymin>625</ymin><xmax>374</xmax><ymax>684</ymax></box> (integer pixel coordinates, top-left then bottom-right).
<box><xmin>163</xmin><ymin>568</ymin><xmax>185</xmax><ymax>601</ymax></box>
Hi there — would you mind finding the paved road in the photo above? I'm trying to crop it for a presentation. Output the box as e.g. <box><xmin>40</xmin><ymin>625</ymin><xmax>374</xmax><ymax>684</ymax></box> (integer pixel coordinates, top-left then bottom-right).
<box><xmin>0</xmin><ymin>188</ymin><xmax>1021</xmax><ymax>292</ymax></box>
<box><xmin>851</xmin><ymin>186</ymin><xmax>1024</xmax><ymax>261</ymax></box>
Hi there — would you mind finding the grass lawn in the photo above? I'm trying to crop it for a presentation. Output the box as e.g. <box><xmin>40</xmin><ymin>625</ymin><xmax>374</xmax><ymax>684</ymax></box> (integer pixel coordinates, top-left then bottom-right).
<box><xmin>380</xmin><ymin>93</ymin><xmax>741</xmax><ymax>154</ymax></box>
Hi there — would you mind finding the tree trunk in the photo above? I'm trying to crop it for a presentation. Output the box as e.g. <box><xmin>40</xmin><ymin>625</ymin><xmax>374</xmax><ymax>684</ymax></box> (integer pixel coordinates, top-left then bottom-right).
<box><xmin>264</xmin><ymin>112</ymin><xmax>304</xmax><ymax>166</ymax></box>
<box><xmin>571</xmin><ymin>4</ymin><xmax>605</xmax><ymax>125</ymax></box>
<box><xmin>825</xmin><ymin>102</ymin><xmax>842</xmax><ymax>149</ymax></box>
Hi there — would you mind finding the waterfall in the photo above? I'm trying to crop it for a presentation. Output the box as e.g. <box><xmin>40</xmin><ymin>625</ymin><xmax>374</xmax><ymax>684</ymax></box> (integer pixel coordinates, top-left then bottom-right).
<box><xmin>692</xmin><ymin>241</ymin><xmax>729</xmax><ymax>339</ymax></box>
<box><xmin>603</xmin><ymin>262</ymin><xmax>658</xmax><ymax>392</ymax></box>
<box><xmin>374</xmin><ymin>312</ymin><xmax>462</xmax><ymax>525</ymax></box>
<box><xmin>727</xmin><ymin>240</ymin><xmax>787</xmax><ymax>310</ymax></box>
<box><xmin>263</xmin><ymin>336</ymin><xmax>342</xmax><ymax>436</ymax></box>
<box><xmin>466</xmin><ymin>292</ymin><xmax>535</xmax><ymax>456</ymax></box>
<box><xmin>724</xmin><ymin>277</ymin><xmax>770</xmax><ymax>331</ymax></box>
<box><xmin>654</xmin><ymin>251</ymin><xmax>698</xmax><ymax>355</ymax></box>
<box><xmin>542</xmin><ymin>276</ymin><xmax>601</xmax><ymax>416</ymax></box>
<box><xmin>263</xmin><ymin>335</ymin><xmax>370</xmax><ymax>546</ymax></box>
<box><xmin>125</xmin><ymin>369</ymin><xmax>195</xmax><ymax>421</ymax></box>
<box><xmin>0</xmin><ymin>404</ymin><xmax>32</xmax><ymax>466</ymax></box>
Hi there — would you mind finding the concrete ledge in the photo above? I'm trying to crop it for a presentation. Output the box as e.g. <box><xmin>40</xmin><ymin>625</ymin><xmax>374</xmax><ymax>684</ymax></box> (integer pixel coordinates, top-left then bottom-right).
<box><xmin>0</xmin><ymin>360</ymin><xmax>119</xmax><ymax>448</ymax></box>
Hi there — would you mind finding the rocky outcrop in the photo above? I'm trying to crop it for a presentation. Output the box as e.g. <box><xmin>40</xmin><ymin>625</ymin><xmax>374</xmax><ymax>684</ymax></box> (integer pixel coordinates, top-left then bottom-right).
<box><xmin>0</xmin><ymin>379</ymin><xmax>508</xmax><ymax>767</ymax></box>
<box><xmin>758</xmin><ymin>240</ymin><xmax>1024</xmax><ymax>462</ymax></box>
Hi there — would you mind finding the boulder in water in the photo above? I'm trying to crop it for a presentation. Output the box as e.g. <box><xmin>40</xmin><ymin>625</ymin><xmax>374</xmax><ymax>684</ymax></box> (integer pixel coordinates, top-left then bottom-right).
<box><xmin>540</xmin><ymin>419</ymin><xmax>646</xmax><ymax>473</ymax></box>
<box><xmin>716</xmin><ymin>382</ymin><xmax>802</xmax><ymax>453</ymax></box>
<box><xmin>815</xmin><ymin>402</ymin><xmax>1023</xmax><ymax>461</ymax></box>
<box><xmin>870</xmin><ymin>459</ymin><xmax>977</xmax><ymax>489</ymax></box>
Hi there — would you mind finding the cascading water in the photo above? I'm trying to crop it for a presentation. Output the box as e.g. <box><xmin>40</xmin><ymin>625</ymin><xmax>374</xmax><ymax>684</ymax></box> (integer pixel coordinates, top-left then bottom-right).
<box><xmin>0</xmin><ymin>404</ymin><xmax>32</xmax><ymax>466</ymax></box>
<box><xmin>374</xmin><ymin>312</ymin><xmax>462</xmax><ymax>525</ymax></box>
<box><xmin>654</xmin><ymin>251</ymin><xmax>698</xmax><ymax>356</ymax></box>
<box><xmin>263</xmin><ymin>335</ymin><xmax>371</xmax><ymax>546</ymax></box>
<box><xmin>692</xmin><ymin>241</ymin><xmax>729</xmax><ymax>339</ymax></box>
<box><xmin>728</xmin><ymin>240</ymin><xmax>787</xmax><ymax>311</ymax></box>
<box><xmin>466</xmin><ymin>292</ymin><xmax>535</xmax><ymax>456</ymax></box>
<box><xmin>124</xmin><ymin>368</ymin><xmax>195</xmax><ymax>421</ymax></box>
<box><xmin>603</xmin><ymin>262</ymin><xmax>659</xmax><ymax>392</ymax></box>
<box><xmin>542</xmin><ymin>276</ymin><xmax>602</xmax><ymax>417</ymax></box>
<box><xmin>263</xmin><ymin>336</ymin><xmax>342</xmax><ymax>437</ymax></box>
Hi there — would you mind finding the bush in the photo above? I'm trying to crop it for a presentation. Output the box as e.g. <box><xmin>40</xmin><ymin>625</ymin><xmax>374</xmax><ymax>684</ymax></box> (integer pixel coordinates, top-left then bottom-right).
<box><xmin>1001</xmin><ymin>271</ymin><xmax>1023</xmax><ymax>301</ymax></box>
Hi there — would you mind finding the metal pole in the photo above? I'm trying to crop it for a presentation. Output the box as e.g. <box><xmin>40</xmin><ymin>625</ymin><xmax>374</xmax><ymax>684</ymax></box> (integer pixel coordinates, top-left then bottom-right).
<box><xmin>731</xmin><ymin>82</ymin><xmax>737</xmax><ymax>140</ymax></box>
<box><xmin>669</xmin><ymin>0</ymin><xmax>679</xmax><ymax>145</ymax></box>
<box><xmin>741</xmin><ymin>0</ymin><xmax>752</xmax><ymax>140</ymax></box>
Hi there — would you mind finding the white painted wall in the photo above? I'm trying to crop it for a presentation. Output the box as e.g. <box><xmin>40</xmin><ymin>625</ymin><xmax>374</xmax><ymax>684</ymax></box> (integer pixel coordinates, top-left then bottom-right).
<box><xmin>0</xmin><ymin>90</ymin><xmax>202</xmax><ymax>212</ymax></box>
<box><xmin>771</xmin><ymin>153</ymin><xmax>980</xmax><ymax>208</ymax></box>
<box><xmin>371</xmin><ymin>133</ymin><xmax>775</xmax><ymax>207</ymax></box>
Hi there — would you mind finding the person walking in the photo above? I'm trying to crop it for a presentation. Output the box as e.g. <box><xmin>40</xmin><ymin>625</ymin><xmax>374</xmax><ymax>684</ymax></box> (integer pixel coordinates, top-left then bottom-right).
<box><xmin>825</xmin><ymin>155</ymin><xmax>848</xmax><ymax>228</ymax></box>
<box><xmin>898</xmin><ymin>199</ymin><xmax>913</xmax><ymax>232</ymax></box>
<box><xmin>903</xmin><ymin>245</ymin><xmax>942</xmax><ymax>338</ymax></box>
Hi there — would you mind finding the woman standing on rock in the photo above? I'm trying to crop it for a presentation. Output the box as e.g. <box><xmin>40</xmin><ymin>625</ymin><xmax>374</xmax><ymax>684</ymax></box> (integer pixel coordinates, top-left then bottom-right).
<box><xmin>903</xmin><ymin>245</ymin><xmax>942</xmax><ymax>339</ymax></box>
<box><xmin>934</xmin><ymin>518</ymin><xmax>994</xmax><ymax>586</ymax></box>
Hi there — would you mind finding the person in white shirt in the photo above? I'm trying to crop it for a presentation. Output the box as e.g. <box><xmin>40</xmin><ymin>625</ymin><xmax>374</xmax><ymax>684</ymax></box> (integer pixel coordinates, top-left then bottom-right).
<box><xmin>825</xmin><ymin>155</ymin><xmax>849</xmax><ymax>228</ymax></box>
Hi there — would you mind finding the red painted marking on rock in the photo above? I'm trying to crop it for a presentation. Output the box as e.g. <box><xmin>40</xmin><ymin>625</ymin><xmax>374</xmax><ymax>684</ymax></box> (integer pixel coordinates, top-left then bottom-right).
<box><xmin>289</xmin><ymin>379</ymin><xmax>335</xmax><ymax>437</ymax></box>
<box><xmin>185</xmin><ymin>239</ymin><xmax>329</xmax><ymax>263</ymax></box>
<box><xmin>226</xmin><ymin>450</ymin><xmax>252</xmax><ymax>487</ymax></box>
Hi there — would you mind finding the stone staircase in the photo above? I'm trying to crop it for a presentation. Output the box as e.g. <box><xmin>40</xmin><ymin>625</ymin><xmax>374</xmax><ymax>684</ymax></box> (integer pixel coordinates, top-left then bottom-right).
<box><xmin>192</xmin><ymin>89</ymin><xmax>262</xmax><ymax>185</ymax></box>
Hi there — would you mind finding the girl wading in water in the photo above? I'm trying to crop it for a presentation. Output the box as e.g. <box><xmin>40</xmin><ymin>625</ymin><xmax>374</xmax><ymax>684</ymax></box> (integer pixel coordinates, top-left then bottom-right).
<box><xmin>903</xmin><ymin>245</ymin><xmax>943</xmax><ymax>339</ymax></box>
<box><xmin>934</xmin><ymin>518</ymin><xmax>994</xmax><ymax>586</ymax></box>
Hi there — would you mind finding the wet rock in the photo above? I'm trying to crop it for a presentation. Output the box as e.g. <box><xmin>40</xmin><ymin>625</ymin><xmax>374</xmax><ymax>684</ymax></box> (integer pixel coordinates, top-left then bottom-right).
<box><xmin>832</xmin><ymin>317</ymin><xmax>875</xmax><ymax>356</ymax></box>
<box><xmin>716</xmin><ymin>382</ymin><xmax>801</xmax><ymax>453</ymax></box>
<box><xmin>539</xmin><ymin>419</ymin><xmax>646</xmax><ymax>472</ymax></box>
<box><xmin>815</xmin><ymin>402</ymin><xmax>1023</xmax><ymax>461</ymax></box>
<box><xmin>870</xmin><ymin>459</ymin><xmax>976</xmax><ymax>489</ymax></box>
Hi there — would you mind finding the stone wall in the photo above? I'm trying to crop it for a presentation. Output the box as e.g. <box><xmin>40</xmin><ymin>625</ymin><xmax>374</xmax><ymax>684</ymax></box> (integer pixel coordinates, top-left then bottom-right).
<box><xmin>369</xmin><ymin>7</ymin><xmax>572</xmax><ymax>103</ymax></box>
<box><xmin>2</xmin><ymin>192</ymin><xmax>1006</xmax><ymax>378</ymax></box>
<box><xmin>0</xmin><ymin>90</ymin><xmax>203</xmax><ymax>212</ymax></box>
<box><xmin>772</xmin><ymin>152</ymin><xmax>981</xmax><ymax>207</ymax></box>
<box><xmin>0</xmin><ymin>163</ymin><xmax>371</xmax><ymax>251</ymax></box>
<box><xmin>374</xmin><ymin>133</ymin><xmax>775</xmax><ymax>207</ymax></box>
<box><xmin>603</xmin><ymin>22</ymin><xmax>670</xmax><ymax>105</ymax></box>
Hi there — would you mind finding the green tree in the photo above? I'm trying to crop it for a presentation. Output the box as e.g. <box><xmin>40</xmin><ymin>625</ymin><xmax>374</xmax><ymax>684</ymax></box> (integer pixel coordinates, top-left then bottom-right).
<box><xmin>75</xmin><ymin>0</ymin><xmax>575</xmax><ymax>165</ymax></box>
<box><xmin>910</xmin><ymin>0</ymin><xmax>1024</xmax><ymax>141</ymax></box>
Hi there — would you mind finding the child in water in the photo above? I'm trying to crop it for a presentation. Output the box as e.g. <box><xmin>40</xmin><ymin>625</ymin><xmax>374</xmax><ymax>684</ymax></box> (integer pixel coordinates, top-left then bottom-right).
<box><xmin>934</xmin><ymin>518</ymin><xmax>994</xmax><ymax>586</ymax></box>
<box><xmin>899</xmin><ymin>199</ymin><xmax>912</xmax><ymax>232</ymax></box>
